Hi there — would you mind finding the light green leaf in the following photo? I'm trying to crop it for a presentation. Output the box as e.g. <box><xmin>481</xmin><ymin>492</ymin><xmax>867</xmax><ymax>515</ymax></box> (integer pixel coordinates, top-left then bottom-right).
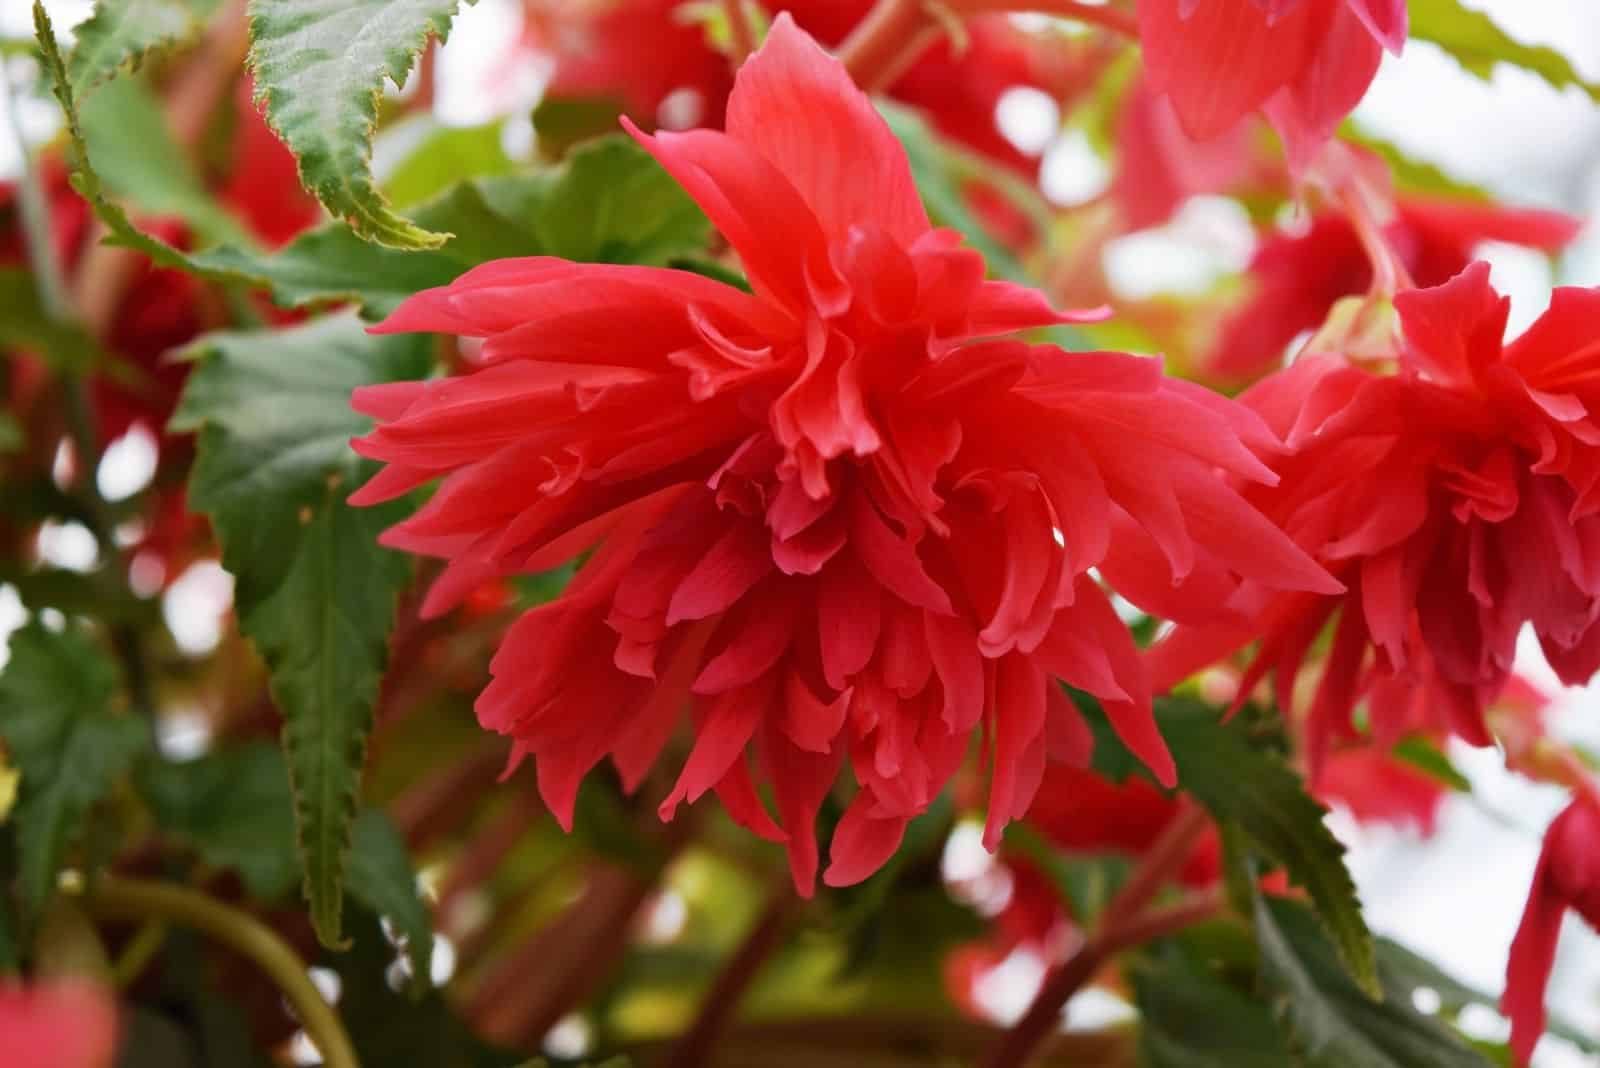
<box><xmin>66</xmin><ymin>0</ymin><xmax>224</xmax><ymax>98</ymax></box>
<box><xmin>78</xmin><ymin>75</ymin><xmax>253</xmax><ymax>246</ymax></box>
<box><xmin>183</xmin><ymin>135</ymin><xmax>709</xmax><ymax>317</ymax></box>
<box><xmin>1254</xmin><ymin>895</ymin><xmax>1493</xmax><ymax>1068</ymax></box>
<box><xmin>0</xmin><ymin>621</ymin><xmax>148</xmax><ymax>924</ymax></box>
<box><xmin>246</xmin><ymin>0</ymin><xmax>476</xmax><ymax>249</ymax></box>
<box><xmin>138</xmin><ymin>742</ymin><xmax>300</xmax><ymax>900</ymax></box>
<box><xmin>345</xmin><ymin>809</ymin><xmax>432</xmax><ymax>992</ymax></box>
<box><xmin>1390</xmin><ymin>736</ymin><xmax>1472</xmax><ymax>793</ymax></box>
<box><xmin>170</xmin><ymin>314</ymin><xmax>430</xmax><ymax>948</ymax></box>
<box><xmin>1086</xmin><ymin>695</ymin><xmax>1377</xmax><ymax>996</ymax></box>
<box><xmin>1409</xmin><ymin>0</ymin><xmax>1600</xmax><ymax>104</ymax></box>
<box><xmin>382</xmin><ymin>118</ymin><xmax>516</xmax><ymax>208</ymax></box>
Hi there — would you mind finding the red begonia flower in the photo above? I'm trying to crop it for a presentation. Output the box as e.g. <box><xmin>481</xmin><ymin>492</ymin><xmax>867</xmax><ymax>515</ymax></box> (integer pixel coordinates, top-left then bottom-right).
<box><xmin>527</xmin><ymin>0</ymin><xmax>1099</xmax><ymax>173</ymax></box>
<box><xmin>1316</xmin><ymin>746</ymin><xmax>1445</xmax><ymax>834</ymax></box>
<box><xmin>1205</xmin><ymin>197</ymin><xmax>1582</xmax><ymax>385</ymax></box>
<box><xmin>1144</xmin><ymin>262</ymin><xmax>1600</xmax><ymax>778</ymax></box>
<box><xmin>354</xmin><ymin>17</ymin><xmax>1335</xmax><ymax>893</ymax></box>
<box><xmin>1138</xmin><ymin>0</ymin><xmax>1404</xmax><ymax>170</ymax></box>
<box><xmin>1504</xmin><ymin>794</ymin><xmax>1600</xmax><ymax>1066</ymax></box>
<box><xmin>0</xmin><ymin>980</ymin><xmax>119</xmax><ymax>1068</ymax></box>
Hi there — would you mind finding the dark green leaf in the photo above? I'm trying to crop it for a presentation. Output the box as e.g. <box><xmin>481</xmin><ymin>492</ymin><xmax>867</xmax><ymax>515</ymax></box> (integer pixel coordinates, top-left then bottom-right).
<box><xmin>1132</xmin><ymin>949</ymin><xmax>1293</xmax><ymax>1067</ymax></box>
<box><xmin>185</xmin><ymin>135</ymin><xmax>709</xmax><ymax>316</ymax></box>
<box><xmin>1089</xmin><ymin>696</ymin><xmax>1376</xmax><ymax>995</ymax></box>
<box><xmin>0</xmin><ymin>267</ymin><xmax>104</xmax><ymax>373</ymax></box>
<box><xmin>138</xmin><ymin>742</ymin><xmax>299</xmax><ymax>899</ymax></box>
<box><xmin>169</xmin><ymin>314</ymin><xmax>431</xmax><ymax>948</ymax></box>
<box><xmin>1409</xmin><ymin>0</ymin><xmax>1600</xmax><ymax>104</ymax></box>
<box><xmin>1254</xmin><ymin>895</ymin><xmax>1492</xmax><ymax>1068</ymax></box>
<box><xmin>345</xmin><ymin>808</ymin><xmax>433</xmax><ymax>992</ymax></box>
<box><xmin>0</xmin><ymin>621</ymin><xmax>147</xmax><ymax>923</ymax></box>
<box><xmin>246</xmin><ymin>0</ymin><xmax>478</xmax><ymax>249</ymax></box>
<box><xmin>66</xmin><ymin>0</ymin><xmax>224</xmax><ymax>98</ymax></box>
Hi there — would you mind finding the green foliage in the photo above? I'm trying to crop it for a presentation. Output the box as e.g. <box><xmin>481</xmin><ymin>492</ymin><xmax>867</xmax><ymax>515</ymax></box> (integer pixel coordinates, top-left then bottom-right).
<box><xmin>0</xmin><ymin>267</ymin><xmax>103</xmax><ymax>373</ymax></box>
<box><xmin>1253</xmin><ymin>895</ymin><xmax>1493</xmax><ymax>1067</ymax></box>
<box><xmin>383</xmin><ymin>118</ymin><xmax>519</xmax><ymax>208</ymax></box>
<box><xmin>66</xmin><ymin>0</ymin><xmax>225</xmax><ymax>98</ymax></box>
<box><xmin>1390</xmin><ymin>737</ymin><xmax>1472</xmax><ymax>793</ymax></box>
<box><xmin>1132</xmin><ymin>947</ymin><xmax>1293</xmax><ymax>1067</ymax></box>
<box><xmin>78</xmin><ymin>75</ymin><xmax>252</xmax><ymax>245</ymax></box>
<box><xmin>170</xmin><ymin>314</ymin><xmax>431</xmax><ymax>949</ymax></box>
<box><xmin>1409</xmin><ymin>0</ymin><xmax>1600</xmax><ymax>103</ymax></box>
<box><xmin>139</xmin><ymin>742</ymin><xmax>300</xmax><ymax>899</ymax></box>
<box><xmin>346</xmin><ymin>808</ymin><xmax>433</xmax><ymax>992</ymax></box>
<box><xmin>0</xmin><ymin>622</ymin><xmax>147</xmax><ymax>924</ymax></box>
<box><xmin>245</xmin><ymin>0</ymin><xmax>477</xmax><ymax>249</ymax></box>
<box><xmin>1086</xmin><ymin>695</ymin><xmax>1377</xmax><ymax>996</ymax></box>
<box><xmin>1003</xmin><ymin>821</ymin><xmax>1131</xmax><ymax>926</ymax></box>
<box><xmin>180</xmin><ymin>135</ymin><xmax>710</xmax><ymax>316</ymax></box>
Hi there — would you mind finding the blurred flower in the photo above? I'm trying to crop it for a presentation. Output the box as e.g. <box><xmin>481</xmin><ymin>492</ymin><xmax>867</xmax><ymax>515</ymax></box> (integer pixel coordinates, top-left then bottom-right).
<box><xmin>1203</xmin><ymin>197</ymin><xmax>1582</xmax><ymax>386</ymax></box>
<box><xmin>1145</xmin><ymin>263</ymin><xmax>1600</xmax><ymax>778</ymax></box>
<box><xmin>1137</xmin><ymin>0</ymin><xmax>1405</xmax><ymax>169</ymax></box>
<box><xmin>354</xmin><ymin>17</ymin><xmax>1334</xmax><ymax>893</ymax></box>
<box><xmin>0</xmin><ymin>980</ymin><xmax>119</xmax><ymax>1068</ymax></box>
<box><xmin>1504</xmin><ymin>793</ymin><xmax>1600</xmax><ymax>1066</ymax></box>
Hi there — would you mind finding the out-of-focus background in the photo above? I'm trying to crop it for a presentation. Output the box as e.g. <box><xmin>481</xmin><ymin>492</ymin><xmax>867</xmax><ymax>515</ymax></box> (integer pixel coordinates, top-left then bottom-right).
<box><xmin>3</xmin><ymin>1</ymin><xmax>1598</xmax><ymax>1063</ymax></box>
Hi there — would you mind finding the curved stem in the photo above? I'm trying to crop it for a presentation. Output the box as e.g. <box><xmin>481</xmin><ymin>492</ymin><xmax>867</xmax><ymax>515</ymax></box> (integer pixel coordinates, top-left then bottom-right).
<box><xmin>724</xmin><ymin>0</ymin><xmax>757</xmax><ymax>66</ymax></box>
<box><xmin>76</xmin><ymin>877</ymin><xmax>359</xmax><ymax>1068</ymax></box>
<box><xmin>838</xmin><ymin>0</ymin><xmax>941</xmax><ymax>92</ymax></box>
<box><xmin>664</xmin><ymin>882</ymin><xmax>796</xmax><ymax>1068</ymax></box>
<box><xmin>954</xmin><ymin>0</ymin><xmax>1138</xmax><ymax>36</ymax></box>
<box><xmin>982</xmin><ymin>804</ymin><xmax>1214</xmax><ymax>1068</ymax></box>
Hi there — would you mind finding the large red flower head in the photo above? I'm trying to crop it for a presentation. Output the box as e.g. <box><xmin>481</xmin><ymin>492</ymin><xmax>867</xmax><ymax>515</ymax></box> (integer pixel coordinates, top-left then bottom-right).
<box><xmin>1147</xmin><ymin>262</ymin><xmax>1600</xmax><ymax>776</ymax></box>
<box><xmin>353</xmin><ymin>17</ymin><xmax>1335</xmax><ymax>893</ymax></box>
<box><xmin>1204</xmin><ymin>197</ymin><xmax>1582</xmax><ymax>386</ymax></box>
<box><xmin>1504</xmin><ymin>794</ymin><xmax>1600</xmax><ymax>1067</ymax></box>
<box><xmin>1138</xmin><ymin>0</ymin><xmax>1406</xmax><ymax>169</ymax></box>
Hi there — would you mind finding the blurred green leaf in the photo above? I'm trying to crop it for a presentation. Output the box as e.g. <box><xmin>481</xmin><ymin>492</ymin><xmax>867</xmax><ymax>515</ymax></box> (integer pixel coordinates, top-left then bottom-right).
<box><xmin>78</xmin><ymin>75</ymin><xmax>252</xmax><ymax>245</ymax></box>
<box><xmin>1344</xmin><ymin>125</ymin><xmax>1490</xmax><ymax>202</ymax></box>
<box><xmin>247</xmin><ymin>0</ymin><xmax>478</xmax><ymax>249</ymax></box>
<box><xmin>1390</xmin><ymin>737</ymin><xmax>1472</xmax><ymax>793</ymax></box>
<box><xmin>170</xmin><ymin>314</ymin><xmax>430</xmax><ymax>949</ymax></box>
<box><xmin>346</xmin><ymin>808</ymin><xmax>433</xmax><ymax>992</ymax></box>
<box><xmin>1087</xmin><ymin>695</ymin><xmax>1376</xmax><ymax>996</ymax></box>
<box><xmin>1254</xmin><ymin>894</ymin><xmax>1493</xmax><ymax>1068</ymax></box>
<box><xmin>384</xmin><ymin>118</ymin><xmax>518</xmax><ymax>208</ymax></box>
<box><xmin>66</xmin><ymin>0</ymin><xmax>224</xmax><ymax>98</ymax></box>
<box><xmin>1003</xmin><ymin>821</ymin><xmax>1131</xmax><ymax>926</ymax></box>
<box><xmin>138</xmin><ymin>742</ymin><xmax>300</xmax><ymax>899</ymax></box>
<box><xmin>530</xmin><ymin>94</ymin><xmax>625</xmax><ymax>159</ymax></box>
<box><xmin>0</xmin><ymin>621</ymin><xmax>148</xmax><ymax>925</ymax></box>
<box><xmin>0</xmin><ymin>412</ymin><xmax>23</xmax><ymax>454</ymax></box>
<box><xmin>0</xmin><ymin>267</ymin><xmax>103</xmax><ymax>373</ymax></box>
<box><xmin>1409</xmin><ymin>0</ymin><xmax>1600</xmax><ymax>104</ymax></box>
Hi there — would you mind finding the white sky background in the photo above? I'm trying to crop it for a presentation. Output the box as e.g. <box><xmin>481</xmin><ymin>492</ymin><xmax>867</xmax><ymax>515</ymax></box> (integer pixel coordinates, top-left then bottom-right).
<box><xmin>3</xmin><ymin>0</ymin><xmax>1600</xmax><ymax>1062</ymax></box>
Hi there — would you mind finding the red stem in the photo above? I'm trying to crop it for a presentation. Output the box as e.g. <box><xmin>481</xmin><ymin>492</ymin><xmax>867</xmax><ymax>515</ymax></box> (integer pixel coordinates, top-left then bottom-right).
<box><xmin>956</xmin><ymin>0</ymin><xmax>1139</xmax><ymax>36</ymax></box>
<box><xmin>724</xmin><ymin>0</ymin><xmax>757</xmax><ymax>66</ymax></box>
<box><xmin>837</xmin><ymin>0</ymin><xmax>940</xmax><ymax>91</ymax></box>
<box><xmin>981</xmin><ymin>804</ymin><xmax>1214</xmax><ymax>1068</ymax></box>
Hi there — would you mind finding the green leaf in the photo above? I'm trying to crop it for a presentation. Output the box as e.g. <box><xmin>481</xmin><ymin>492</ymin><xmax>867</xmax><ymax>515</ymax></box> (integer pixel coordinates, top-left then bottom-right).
<box><xmin>1390</xmin><ymin>736</ymin><xmax>1472</xmax><ymax>793</ymax></box>
<box><xmin>0</xmin><ymin>621</ymin><xmax>148</xmax><ymax>923</ymax></box>
<box><xmin>382</xmin><ymin>118</ymin><xmax>517</xmax><ymax>208</ymax></box>
<box><xmin>78</xmin><ymin>75</ymin><xmax>252</xmax><ymax>246</ymax></box>
<box><xmin>1409</xmin><ymin>0</ymin><xmax>1600</xmax><ymax>104</ymax></box>
<box><xmin>345</xmin><ymin>808</ymin><xmax>432</xmax><ymax>993</ymax></box>
<box><xmin>1003</xmin><ymin>821</ymin><xmax>1130</xmax><ymax>926</ymax></box>
<box><xmin>245</xmin><ymin>0</ymin><xmax>477</xmax><ymax>249</ymax></box>
<box><xmin>1344</xmin><ymin>125</ymin><xmax>1490</xmax><ymax>202</ymax></box>
<box><xmin>1132</xmin><ymin>949</ymin><xmax>1293</xmax><ymax>1068</ymax></box>
<box><xmin>138</xmin><ymin>742</ymin><xmax>299</xmax><ymax>899</ymax></box>
<box><xmin>183</xmin><ymin>135</ymin><xmax>709</xmax><ymax>316</ymax></box>
<box><xmin>1088</xmin><ymin>696</ymin><xmax>1377</xmax><ymax>996</ymax></box>
<box><xmin>878</xmin><ymin>100</ymin><xmax>1027</xmax><ymax>286</ymax></box>
<box><xmin>170</xmin><ymin>314</ymin><xmax>431</xmax><ymax>948</ymax></box>
<box><xmin>66</xmin><ymin>0</ymin><xmax>224</xmax><ymax>98</ymax></box>
<box><xmin>1253</xmin><ymin>895</ymin><xmax>1493</xmax><ymax>1068</ymax></box>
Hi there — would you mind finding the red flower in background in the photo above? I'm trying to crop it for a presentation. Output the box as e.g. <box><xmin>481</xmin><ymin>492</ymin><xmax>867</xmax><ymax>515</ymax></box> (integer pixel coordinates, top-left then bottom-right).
<box><xmin>1137</xmin><ymin>0</ymin><xmax>1405</xmax><ymax>170</ymax></box>
<box><xmin>1144</xmin><ymin>263</ymin><xmax>1600</xmax><ymax>778</ymax></box>
<box><xmin>526</xmin><ymin>0</ymin><xmax>1107</xmax><ymax>174</ymax></box>
<box><xmin>1204</xmin><ymin>198</ymin><xmax>1582</xmax><ymax>386</ymax></box>
<box><xmin>353</xmin><ymin>18</ymin><xmax>1335</xmax><ymax>893</ymax></box>
<box><xmin>1316</xmin><ymin>747</ymin><xmax>1446</xmax><ymax>834</ymax></box>
<box><xmin>0</xmin><ymin>980</ymin><xmax>119</xmax><ymax>1068</ymax></box>
<box><xmin>1504</xmin><ymin>794</ymin><xmax>1600</xmax><ymax>1066</ymax></box>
